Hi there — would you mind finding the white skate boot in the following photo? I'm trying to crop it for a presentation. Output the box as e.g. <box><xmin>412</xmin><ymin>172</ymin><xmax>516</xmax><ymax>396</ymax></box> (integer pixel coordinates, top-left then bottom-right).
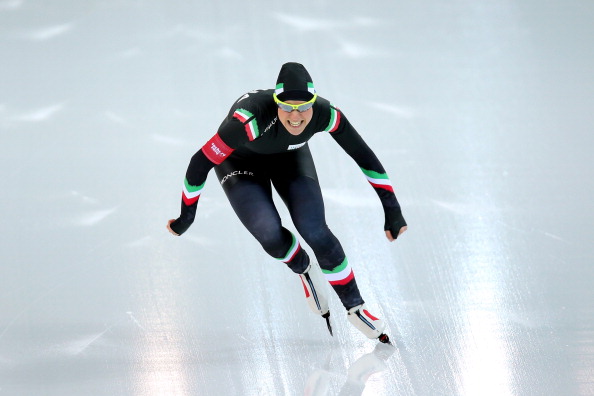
<box><xmin>299</xmin><ymin>263</ymin><xmax>332</xmax><ymax>335</ymax></box>
<box><xmin>347</xmin><ymin>304</ymin><xmax>391</xmax><ymax>344</ymax></box>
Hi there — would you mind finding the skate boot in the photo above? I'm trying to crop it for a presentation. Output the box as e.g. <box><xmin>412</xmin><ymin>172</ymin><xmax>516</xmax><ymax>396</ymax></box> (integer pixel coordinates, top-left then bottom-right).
<box><xmin>347</xmin><ymin>304</ymin><xmax>391</xmax><ymax>344</ymax></box>
<box><xmin>299</xmin><ymin>263</ymin><xmax>332</xmax><ymax>335</ymax></box>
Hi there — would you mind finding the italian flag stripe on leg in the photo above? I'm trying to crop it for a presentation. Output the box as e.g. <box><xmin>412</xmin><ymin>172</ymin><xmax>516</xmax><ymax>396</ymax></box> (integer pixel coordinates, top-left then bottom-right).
<box><xmin>277</xmin><ymin>233</ymin><xmax>301</xmax><ymax>264</ymax></box>
<box><xmin>361</xmin><ymin>168</ymin><xmax>394</xmax><ymax>193</ymax></box>
<box><xmin>322</xmin><ymin>258</ymin><xmax>354</xmax><ymax>286</ymax></box>
<box><xmin>233</xmin><ymin>109</ymin><xmax>260</xmax><ymax>141</ymax></box>
<box><xmin>182</xmin><ymin>178</ymin><xmax>204</xmax><ymax>205</ymax></box>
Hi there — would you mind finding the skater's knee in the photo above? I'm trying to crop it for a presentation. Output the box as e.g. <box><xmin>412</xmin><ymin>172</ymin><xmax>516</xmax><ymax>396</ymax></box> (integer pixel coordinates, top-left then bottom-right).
<box><xmin>296</xmin><ymin>222</ymin><xmax>332</xmax><ymax>246</ymax></box>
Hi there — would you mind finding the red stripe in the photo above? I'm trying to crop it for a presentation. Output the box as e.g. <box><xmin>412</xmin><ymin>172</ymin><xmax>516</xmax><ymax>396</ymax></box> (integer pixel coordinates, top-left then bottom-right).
<box><xmin>286</xmin><ymin>243</ymin><xmax>301</xmax><ymax>263</ymax></box>
<box><xmin>363</xmin><ymin>309</ymin><xmax>379</xmax><ymax>321</ymax></box>
<box><xmin>329</xmin><ymin>269</ymin><xmax>354</xmax><ymax>286</ymax></box>
<box><xmin>300</xmin><ymin>277</ymin><xmax>310</xmax><ymax>298</ymax></box>
<box><xmin>244</xmin><ymin>123</ymin><xmax>255</xmax><ymax>141</ymax></box>
<box><xmin>182</xmin><ymin>193</ymin><xmax>200</xmax><ymax>206</ymax></box>
<box><xmin>233</xmin><ymin>111</ymin><xmax>249</xmax><ymax>123</ymax></box>
<box><xmin>369</xmin><ymin>181</ymin><xmax>394</xmax><ymax>193</ymax></box>
<box><xmin>329</xmin><ymin>110</ymin><xmax>341</xmax><ymax>133</ymax></box>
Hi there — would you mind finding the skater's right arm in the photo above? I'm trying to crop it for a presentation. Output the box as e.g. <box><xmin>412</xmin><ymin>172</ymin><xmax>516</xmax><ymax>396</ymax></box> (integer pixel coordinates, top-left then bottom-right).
<box><xmin>167</xmin><ymin>149</ymin><xmax>220</xmax><ymax>236</ymax></box>
<box><xmin>167</xmin><ymin>104</ymin><xmax>261</xmax><ymax>236</ymax></box>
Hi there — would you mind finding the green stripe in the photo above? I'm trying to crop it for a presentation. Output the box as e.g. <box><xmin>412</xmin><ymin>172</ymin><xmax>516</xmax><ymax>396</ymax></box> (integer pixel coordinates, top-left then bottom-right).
<box><xmin>360</xmin><ymin>168</ymin><xmax>388</xmax><ymax>180</ymax></box>
<box><xmin>184</xmin><ymin>178</ymin><xmax>204</xmax><ymax>192</ymax></box>
<box><xmin>276</xmin><ymin>233</ymin><xmax>296</xmax><ymax>261</ymax></box>
<box><xmin>322</xmin><ymin>258</ymin><xmax>349</xmax><ymax>274</ymax></box>
<box><xmin>248</xmin><ymin>119</ymin><xmax>260</xmax><ymax>138</ymax></box>
<box><xmin>325</xmin><ymin>108</ymin><xmax>337</xmax><ymax>132</ymax></box>
<box><xmin>236</xmin><ymin>108</ymin><xmax>254</xmax><ymax>119</ymax></box>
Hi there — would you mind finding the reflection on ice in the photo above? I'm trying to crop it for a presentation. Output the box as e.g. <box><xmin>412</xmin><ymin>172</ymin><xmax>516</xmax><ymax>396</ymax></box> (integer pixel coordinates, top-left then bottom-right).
<box><xmin>335</xmin><ymin>40</ymin><xmax>391</xmax><ymax>59</ymax></box>
<box><xmin>151</xmin><ymin>134</ymin><xmax>186</xmax><ymax>146</ymax></box>
<box><xmin>304</xmin><ymin>343</ymin><xmax>396</xmax><ymax>396</ymax></box>
<box><xmin>10</xmin><ymin>103</ymin><xmax>65</xmax><ymax>122</ymax></box>
<box><xmin>272</xmin><ymin>12</ymin><xmax>380</xmax><ymax>32</ymax></box>
<box><xmin>73</xmin><ymin>207</ymin><xmax>118</xmax><ymax>226</ymax></box>
<box><xmin>455</xmin><ymin>195</ymin><xmax>513</xmax><ymax>395</ymax></box>
<box><xmin>322</xmin><ymin>189</ymin><xmax>376</xmax><ymax>208</ymax></box>
<box><xmin>366</xmin><ymin>102</ymin><xmax>417</xmax><ymax>119</ymax></box>
<box><xmin>0</xmin><ymin>0</ymin><xmax>23</xmax><ymax>10</ymax></box>
<box><xmin>26</xmin><ymin>24</ymin><xmax>74</xmax><ymax>41</ymax></box>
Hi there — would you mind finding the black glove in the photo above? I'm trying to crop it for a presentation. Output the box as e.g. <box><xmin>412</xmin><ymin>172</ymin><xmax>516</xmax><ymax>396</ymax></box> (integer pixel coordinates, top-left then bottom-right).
<box><xmin>169</xmin><ymin>218</ymin><xmax>192</xmax><ymax>236</ymax></box>
<box><xmin>384</xmin><ymin>207</ymin><xmax>407</xmax><ymax>239</ymax></box>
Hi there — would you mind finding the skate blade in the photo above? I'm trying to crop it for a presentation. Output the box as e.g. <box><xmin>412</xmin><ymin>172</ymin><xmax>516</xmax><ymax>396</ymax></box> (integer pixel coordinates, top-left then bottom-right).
<box><xmin>322</xmin><ymin>312</ymin><xmax>333</xmax><ymax>336</ymax></box>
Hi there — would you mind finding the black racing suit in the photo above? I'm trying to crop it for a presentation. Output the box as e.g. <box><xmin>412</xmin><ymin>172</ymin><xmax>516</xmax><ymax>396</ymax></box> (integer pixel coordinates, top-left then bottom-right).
<box><xmin>170</xmin><ymin>89</ymin><xmax>406</xmax><ymax>310</ymax></box>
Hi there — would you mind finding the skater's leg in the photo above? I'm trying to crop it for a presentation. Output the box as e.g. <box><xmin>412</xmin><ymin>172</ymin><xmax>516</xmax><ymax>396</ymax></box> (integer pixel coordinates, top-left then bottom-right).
<box><xmin>271</xmin><ymin>148</ymin><xmax>364</xmax><ymax>310</ymax></box>
<box><xmin>215</xmin><ymin>161</ymin><xmax>310</xmax><ymax>274</ymax></box>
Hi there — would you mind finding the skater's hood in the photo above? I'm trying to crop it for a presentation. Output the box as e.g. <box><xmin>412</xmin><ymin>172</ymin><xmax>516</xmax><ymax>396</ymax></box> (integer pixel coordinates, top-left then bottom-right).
<box><xmin>275</xmin><ymin>62</ymin><xmax>316</xmax><ymax>102</ymax></box>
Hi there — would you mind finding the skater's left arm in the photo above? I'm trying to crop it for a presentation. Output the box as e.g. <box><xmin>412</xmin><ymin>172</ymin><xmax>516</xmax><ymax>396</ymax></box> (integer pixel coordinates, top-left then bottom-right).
<box><xmin>327</xmin><ymin>109</ymin><xmax>407</xmax><ymax>241</ymax></box>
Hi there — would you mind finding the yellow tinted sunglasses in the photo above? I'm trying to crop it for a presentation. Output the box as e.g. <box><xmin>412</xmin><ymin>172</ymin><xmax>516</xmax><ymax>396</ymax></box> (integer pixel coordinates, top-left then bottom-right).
<box><xmin>273</xmin><ymin>93</ymin><xmax>317</xmax><ymax>112</ymax></box>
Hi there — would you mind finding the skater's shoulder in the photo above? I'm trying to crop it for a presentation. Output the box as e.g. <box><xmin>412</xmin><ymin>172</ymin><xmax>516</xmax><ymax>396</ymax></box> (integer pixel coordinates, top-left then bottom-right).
<box><xmin>228</xmin><ymin>89</ymin><xmax>275</xmax><ymax>117</ymax></box>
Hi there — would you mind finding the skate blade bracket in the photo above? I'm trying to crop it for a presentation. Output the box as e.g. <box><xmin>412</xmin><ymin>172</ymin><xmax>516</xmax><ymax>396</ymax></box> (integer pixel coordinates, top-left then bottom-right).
<box><xmin>322</xmin><ymin>312</ymin><xmax>333</xmax><ymax>336</ymax></box>
<box><xmin>378</xmin><ymin>333</ymin><xmax>391</xmax><ymax>345</ymax></box>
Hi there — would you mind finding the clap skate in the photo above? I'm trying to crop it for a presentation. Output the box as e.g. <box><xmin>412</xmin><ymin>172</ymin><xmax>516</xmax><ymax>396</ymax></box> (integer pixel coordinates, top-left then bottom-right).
<box><xmin>299</xmin><ymin>263</ymin><xmax>332</xmax><ymax>335</ymax></box>
<box><xmin>347</xmin><ymin>304</ymin><xmax>391</xmax><ymax>344</ymax></box>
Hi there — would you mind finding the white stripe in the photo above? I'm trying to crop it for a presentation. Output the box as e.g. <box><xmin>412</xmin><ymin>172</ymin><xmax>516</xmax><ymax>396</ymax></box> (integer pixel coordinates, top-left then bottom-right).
<box><xmin>323</xmin><ymin>261</ymin><xmax>352</xmax><ymax>282</ymax></box>
<box><xmin>246</xmin><ymin>121</ymin><xmax>257</xmax><ymax>140</ymax></box>
<box><xmin>183</xmin><ymin>185</ymin><xmax>202</xmax><ymax>199</ymax></box>
<box><xmin>365</xmin><ymin>176</ymin><xmax>392</xmax><ymax>187</ymax></box>
<box><xmin>325</xmin><ymin>108</ymin><xmax>339</xmax><ymax>132</ymax></box>
<box><xmin>280</xmin><ymin>239</ymin><xmax>300</xmax><ymax>262</ymax></box>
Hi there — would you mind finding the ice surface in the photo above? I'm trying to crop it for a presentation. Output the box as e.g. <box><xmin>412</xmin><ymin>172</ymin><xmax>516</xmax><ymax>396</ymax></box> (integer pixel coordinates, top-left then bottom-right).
<box><xmin>1</xmin><ymin>0</ymin><xmax>594</xmax><ymax>395</ymax></box>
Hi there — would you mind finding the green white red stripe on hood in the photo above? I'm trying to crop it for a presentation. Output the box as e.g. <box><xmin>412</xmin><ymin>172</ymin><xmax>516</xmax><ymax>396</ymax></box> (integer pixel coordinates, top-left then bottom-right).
<box><xmin>275</xmin><ymin>82</ymin><xmax>316</xmax><ymax>96</ymax></box>
<box><xmin>233</xmin><ymin>109</ymin><xmax>260</xmax><ymax>141</ymax></box>
<box><xmin>182</xmin><ymin>178</ymin><xmax>204</xmax><ymax>205</ymax></box>
<box><xmin>361</xmin><ymin>168</ymin><xmax>394</xmax><ymax>193</ymax></box>
<box><xmin>322</xmin><ymin>257</ymin><xmax>354</xmax><ymax>286</ymax></box>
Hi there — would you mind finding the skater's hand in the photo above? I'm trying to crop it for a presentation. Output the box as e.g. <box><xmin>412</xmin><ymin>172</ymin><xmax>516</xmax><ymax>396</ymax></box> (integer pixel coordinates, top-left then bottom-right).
<box><xmin>384</xmin><ymin>207</ymin><xmax>407</xmax><ymax>242</ymax></box>
<box><xmin>166</xmin><ymin>219</ymin><xmax>180</xmax><ymax>236</ymax></box>
<box><xmin>385</xmin><ymin>226</ymin><xmax>407</xmax><ymax>242</ymax></box>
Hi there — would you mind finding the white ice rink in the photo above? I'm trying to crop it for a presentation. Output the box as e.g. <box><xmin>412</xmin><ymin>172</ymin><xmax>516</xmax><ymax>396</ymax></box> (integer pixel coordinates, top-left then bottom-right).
<box><xmin>2</xmin><ymin>1</ymin><xmax>594</xmax><ymax>395</ymax></box>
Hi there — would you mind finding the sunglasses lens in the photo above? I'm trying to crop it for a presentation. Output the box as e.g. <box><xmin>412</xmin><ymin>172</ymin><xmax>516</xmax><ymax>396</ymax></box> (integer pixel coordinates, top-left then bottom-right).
<box><xmin>278</xmin><ymin>103</ymin><xmax>294</xmax><ymax>112</ymax></box>
<box><xmin>297</xmin><ymin>102</ymin><xmax>313</xmax><ymax>112</ymax></box>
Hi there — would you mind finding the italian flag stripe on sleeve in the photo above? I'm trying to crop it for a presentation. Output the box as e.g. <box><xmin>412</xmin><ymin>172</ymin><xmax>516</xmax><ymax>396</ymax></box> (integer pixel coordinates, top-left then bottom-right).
<box><xmin>324</xmin><ymin>106</ymin><xmax>341</xmax><ymax>133</ymax></box>
<box><xmin>233</xmin><ymin>109</ymin><xmax>260</xmax><ymax>141</ymax></box>
<box><xmin>182</xmin><ymin>178</ymin><xmax>204</xmax><ymax>205</ymax></box>
<box><xmin>361</xmin><ymin>168</ymin><xmax>394</xmax><ymax>193</ymax></box>
<box><xmin>322</xmin><ymin>258</ymin><xmax>354</xmax><ymax>286</ymax></box>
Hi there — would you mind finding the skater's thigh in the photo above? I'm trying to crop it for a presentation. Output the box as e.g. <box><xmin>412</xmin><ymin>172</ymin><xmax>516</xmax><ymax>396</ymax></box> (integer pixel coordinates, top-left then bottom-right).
<box><xmin>214</xmin><ymin>156</ymin><xmax>281</xmax><ymax>231</ymax></box>
<box><xmin>271</xmin><ymin>148</ymin><xmax>326</xmax><ymax>226</ymax></box>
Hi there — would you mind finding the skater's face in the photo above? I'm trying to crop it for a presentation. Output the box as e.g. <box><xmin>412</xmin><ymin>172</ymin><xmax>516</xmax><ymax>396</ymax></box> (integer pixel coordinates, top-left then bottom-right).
<box><xmin>277</xmin><ymin>100</ymin><xmax>314</xmax><ymax>136</ymax></box>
